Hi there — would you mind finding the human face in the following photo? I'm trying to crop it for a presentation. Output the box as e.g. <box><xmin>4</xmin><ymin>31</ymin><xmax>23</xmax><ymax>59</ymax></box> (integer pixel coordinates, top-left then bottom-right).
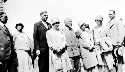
<box><xmin>67</xmin><ymin>20</ymin><xmax>72</xmax><ymax>27</ymax></box>
<box><xmin>109</xmin><ymin>11</ymin><xmax>115</xmax><ymax>20</ymax></box>
<box><xmin>53</xmin><ymin>22</ymin><xmax>60</xmax><ymax>30</ymax></box>
<box><xmin>0</xmin><ymin>14</ymin><xmax>8</xmax><ymax>24</ymax></box>
<box><xmin>95</xmin><ymin>19</ymin><xmax>101</xmax><ymax>26</ymax></box>
<box><xmin>17</xmin><ymin>26</ymin><xmax>22</xmax><ymax>31</ymax></box>
<box><xmin>80</xmin><ymin>25</ymin><xmax>85</xmax><ymax>31</ymax></box>
<box><xmin>65</xmin><ymin>19</ymin><xmax>72</xmax><ymax>28</ymax></box>
<box><xmin>40</xmin><ymin>12</ymin><xmax>48</xmax><ymax>22</ymax></box>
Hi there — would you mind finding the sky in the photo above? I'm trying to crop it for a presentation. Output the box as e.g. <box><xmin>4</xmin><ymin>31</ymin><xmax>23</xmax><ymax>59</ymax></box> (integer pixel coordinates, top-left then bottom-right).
<box><xmin>4</xmin><ymin>0</ymin><xmax>125</xmax><ymax>40</ymax></box>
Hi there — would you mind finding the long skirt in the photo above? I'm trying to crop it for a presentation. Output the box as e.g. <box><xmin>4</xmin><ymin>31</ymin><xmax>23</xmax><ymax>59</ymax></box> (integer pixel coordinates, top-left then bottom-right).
<box><xmin>16</xmin><ymin>50</ymin><xmax>33</xmax><ymax>72</ymax></box>
<box><xmin>49</xmin><ymin>49</ymin><xmax>73</xmax><ymax>72</ymax></box>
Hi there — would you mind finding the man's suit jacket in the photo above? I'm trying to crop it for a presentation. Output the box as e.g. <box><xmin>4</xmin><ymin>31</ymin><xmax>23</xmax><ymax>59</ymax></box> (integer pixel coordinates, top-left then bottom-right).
<box><xmin>33</xmin><ymin>21</ymin><xmax>51</xmax><ymax>56</ymax></box>
<box><xmin>0</xmin><ymin>25</ymin><xmax>12</xmax><ymax>60</ymax></box>
<box><xmin>0</xmin><ymin>24</ymin><xmax>18</xmax><ymax>72</ymax></box>
<box><xmin>106</xmin><ymin>18</ymin><xmax>125</xmax><ymax>45</ymax></box>
<box><xmin>63</xmin><ymin>26</ymin><xmax>80</xmax><ymax>57</ymax></box>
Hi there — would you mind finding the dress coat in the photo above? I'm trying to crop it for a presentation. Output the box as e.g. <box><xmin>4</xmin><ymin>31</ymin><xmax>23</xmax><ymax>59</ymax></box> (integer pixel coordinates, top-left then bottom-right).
<box><xmin>46</xmin><ymin>28</ymin><xmax>72</xmax><ymax>72</ymax></box>
<box><xmin>63</xmin><ymin>26</ymin><xmax>80</xmax><ymax>57</ymax></box>
<box><xmin>78</xmin><ymin>30</ymin><xmax>98</xmax><ymax>69</ymax></box>
<box><xmin>106</xmin><ymin>18</ymin><xmax>124</xmax><ymax>46</ymax></box>
<box><xmin>13</xmin><ymin>31</ymin><xmax>33</xmax><ymax>72</ymax></box>
<box><xmin>0</xmin><ymin>24</ymin><xmax>18</xmax><ymax>72</ymax></box>
<box><xmin>93</xmin><ymin>25</ymin><xmax>114</xmax><ymax>70</ymax></box>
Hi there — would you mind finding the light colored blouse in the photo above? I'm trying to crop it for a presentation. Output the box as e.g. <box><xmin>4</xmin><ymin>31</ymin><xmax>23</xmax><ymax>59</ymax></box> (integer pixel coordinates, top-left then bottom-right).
<box><xmin>13</xmin><ymin>30</ymin><xmax>31</xmax><ymax>50</ymax></box>
<box><xmin>46</xmin><ymin>28</ymin><xmax>66</xmax><ymax>50</ymax></box>
<box><xmin>92</xmin><ymin>25</ymin><xmax>106</xmax><ymax>44</ymax></box>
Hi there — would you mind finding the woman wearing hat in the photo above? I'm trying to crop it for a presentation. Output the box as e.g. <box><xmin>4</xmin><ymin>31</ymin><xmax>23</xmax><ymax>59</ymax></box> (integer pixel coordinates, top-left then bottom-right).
<box><xmin>78</xmin><ymin>20</ymin><xmax>99</xmax><ymax>72</ymax></box>
<box><xmin>92</xmin><ymin>15</ymin><xmax>114</xmax><ymax>72</ymax></box>
<box><xmin>13</xmin><ymin>23</ymin><xmax>33</xmax><ymax>72</ymax></box>
<box><xmin>46</xmin><ymin>17</ymin><xmax>72</xmax><ymax>72</ymax></box>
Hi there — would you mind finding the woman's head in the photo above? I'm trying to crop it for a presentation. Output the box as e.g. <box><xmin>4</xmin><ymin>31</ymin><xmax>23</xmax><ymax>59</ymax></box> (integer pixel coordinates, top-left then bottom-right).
<box><xmin>15</xmin><ymin>23</ymin><xmax>24</xmax><ymax>32</ymax></box>
<box><xmin>95</xmin><ymin>15</ymin><xmax>103</xmax><ymax>26</ymax></box>
<box><xmin>51</xmin><ymin>17</ymin><xmax>60</xmax><ymax>30</ymax></box>
<box><xmin>78</xmin><ymin>20</ymin><xmax>86</xmax><ymax>31</ymax></box>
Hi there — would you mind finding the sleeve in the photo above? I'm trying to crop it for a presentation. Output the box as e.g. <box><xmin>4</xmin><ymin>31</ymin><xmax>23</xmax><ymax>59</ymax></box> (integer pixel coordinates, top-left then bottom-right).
<box><xmin>89</xmin><ymin>33</ymin><xmax>94</xmax><ymax>47</ymax></box>
<box><xmin>79</xmin><ymin>38</ymin><xmax>87</xmax><ymax>48</ymax></box>
<box><xmin>12</xmin><ymin>32</ymin><xmax>16</xmax><ymax>45</ymax></box>
<box><xmin>92</xmin><ymin>28</ymin><xmax>96</xmax><ymax>45</ymax></box>
<box><xmin>33</xmin><ymin>23</ymin><xmax>39</xmax><ymax>50</ymax></box>
<box><xmin>59</xmin><ymin>29</ymin><xmax>66</xmax><ymax>49</ymax></box>
<box><xmin>117</xmin><ymin>19</ymin><xmax>125</xmax><ymax>45</ymax></box>
<box><xmin>46</xmin><ymin>30</ymin><xmax>54</xmax><ymax>48</ymax></box>
<box><xmin>105</xmin><ymin>24</ymin><xmax>110</xmax><ymax>37</ymax></box>
<box><xmin>27</xmin><ymin>35</ymin><xmax>34</xmax><ymax>52</ymax></box>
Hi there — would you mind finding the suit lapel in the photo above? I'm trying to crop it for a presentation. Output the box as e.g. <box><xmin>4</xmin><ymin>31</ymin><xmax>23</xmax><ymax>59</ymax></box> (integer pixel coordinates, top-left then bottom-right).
<box><xmin>39</xmin><ymin>21</ymin><xmax>48</xmax><ymax>31</ymax></box>
<box><xmin>0</xmin><ymin>25</ymin><xmax>9</xmax><ymax>35</ymax></box>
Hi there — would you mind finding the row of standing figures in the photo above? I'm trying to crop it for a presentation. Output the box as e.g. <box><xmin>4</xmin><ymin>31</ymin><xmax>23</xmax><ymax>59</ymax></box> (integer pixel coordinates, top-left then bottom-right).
<box><xmin>1</xmin><ymin>10</ymin><xmax>125</xmax><ymax>72</ymax></box>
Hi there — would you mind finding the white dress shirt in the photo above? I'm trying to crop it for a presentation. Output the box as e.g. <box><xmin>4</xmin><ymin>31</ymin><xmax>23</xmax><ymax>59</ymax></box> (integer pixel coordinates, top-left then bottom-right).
<box><xmin>42</xmin><ymin>21</ymin><xmax>48</xmax><ymax>29</ymax></box>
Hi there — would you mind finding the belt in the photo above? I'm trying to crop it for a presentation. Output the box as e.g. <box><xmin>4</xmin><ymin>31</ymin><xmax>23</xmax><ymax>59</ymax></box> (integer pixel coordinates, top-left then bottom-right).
<box><xmin>16</xmin><ymin>49</ymin><xmax>29</xmax><ymax>52</ymax></box>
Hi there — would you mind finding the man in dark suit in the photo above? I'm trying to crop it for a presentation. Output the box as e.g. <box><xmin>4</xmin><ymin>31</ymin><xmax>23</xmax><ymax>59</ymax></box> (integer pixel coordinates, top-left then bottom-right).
<box><xmin>33</xmin><ymin>11</ymin><xmax>51</xmax><ymax>72</ymax></box>
<box><xmin>0</xmin><ymin>12</ymin><xmax>18</xmax><ymax>72</ymax></box>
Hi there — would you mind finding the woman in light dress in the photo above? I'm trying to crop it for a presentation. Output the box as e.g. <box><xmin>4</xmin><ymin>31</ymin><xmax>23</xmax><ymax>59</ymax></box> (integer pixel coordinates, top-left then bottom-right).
<box><xmin>13</xmin><ymin>23</ymin><xmax>33</xmax><ymax>72</ymax></box>
<box><xmin>77</xmin><ymin>21</ymin><xmax>99</xmax><ymax>72</ymax></box>
<box><xmin>46</xmin><ymin>17</ymin><xmax>72</xmax><ymax>72</ymax></box>
<box><xmin>92</xmin><ymin>15</ymin><xmax>114</xmax><ymax>72</ymax></box>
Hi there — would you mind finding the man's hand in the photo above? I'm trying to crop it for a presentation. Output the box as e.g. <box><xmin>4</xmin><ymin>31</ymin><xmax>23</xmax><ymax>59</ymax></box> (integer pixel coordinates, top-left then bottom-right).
<box><xmin>36</xmin><ymin>50</ymin><xmax>40</xmax><ymax>55</ymax></box>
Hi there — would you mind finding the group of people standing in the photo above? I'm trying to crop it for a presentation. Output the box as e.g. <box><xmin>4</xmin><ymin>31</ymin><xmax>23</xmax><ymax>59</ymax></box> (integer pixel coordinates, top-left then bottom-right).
<box><xmin>0</xmin><ymin>9</ymin><xmax>125</xmax><ymax>72</ymax></box>
<box><xmin>0</xmin><ymin>12</ymin><xmax>33</xmax><ymax>72</ymax></box>
<box><xmin>46</xmin><ymin>10</ymin><xmax>125</xmax><ymax>72</ymax></box>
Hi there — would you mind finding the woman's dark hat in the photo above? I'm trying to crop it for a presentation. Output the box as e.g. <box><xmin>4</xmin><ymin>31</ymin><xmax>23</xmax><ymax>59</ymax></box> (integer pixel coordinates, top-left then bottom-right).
<box><xmin>15</xmin><ymin>23</ymin><xmax>24</xmax><ymax>29</ymax></box>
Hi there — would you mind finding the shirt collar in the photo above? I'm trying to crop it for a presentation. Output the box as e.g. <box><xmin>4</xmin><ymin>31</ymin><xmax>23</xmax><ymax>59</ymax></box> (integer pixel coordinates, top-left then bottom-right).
<box><xmin>41</xmin><ymin>20</ymin><xmax>48</xmax><ymax>29</ymax></box>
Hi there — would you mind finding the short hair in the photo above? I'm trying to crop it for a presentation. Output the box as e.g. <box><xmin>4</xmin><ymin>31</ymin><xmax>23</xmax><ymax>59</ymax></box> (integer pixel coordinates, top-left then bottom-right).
<box><xmin>15</xmin><ymin>23</ymin><xmax>24</xmax><ymax>29</ymax></box>
<box><xmin>40</xmin><ymin>11</ymin><xmax>47</xmax><ymax>16</ymax></box>
<box><xmin>109</xmin><ymin>10</ymin><xmax>115</xmax><ymax>15</ymax></box>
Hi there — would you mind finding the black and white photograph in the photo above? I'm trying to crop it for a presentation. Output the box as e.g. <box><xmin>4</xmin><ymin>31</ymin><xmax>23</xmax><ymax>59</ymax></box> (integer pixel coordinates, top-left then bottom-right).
<box><xmin>0</xmin><ymin>0</ymin><xmax>125</xmax><ymax>72</ymax></box>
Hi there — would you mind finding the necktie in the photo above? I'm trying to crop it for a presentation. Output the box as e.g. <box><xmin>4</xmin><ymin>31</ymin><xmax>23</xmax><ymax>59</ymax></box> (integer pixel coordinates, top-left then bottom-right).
<box><xmin>3</xmin><ymin>25</ymin><xmax>10</xmax><ymax>35</ymax></box>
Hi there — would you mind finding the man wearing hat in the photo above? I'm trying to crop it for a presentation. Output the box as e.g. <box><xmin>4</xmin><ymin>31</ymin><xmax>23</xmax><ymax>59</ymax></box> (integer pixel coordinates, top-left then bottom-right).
<box><xmin>63</xmin><ymin>17</ymin><xmax>80</xmax><ymax>72</ymax></box>
<box><xmin>0</xmin><ymin>12</ymin><xmax>18</xmax><ymax>72</ymax></box>
<box><xmin>47</xmin><ymin>17</ymin><xmax>72</xmax><ymax>72</ymax></box>
<box><xmin>106</xmin><ymin>10</ymin><xmax>125</xmax><ymax>72</ymax></box>
<box><xmin>33</xmin><ymin>11</ymin><xmax>51</xmax><ymax>72</ymax></box>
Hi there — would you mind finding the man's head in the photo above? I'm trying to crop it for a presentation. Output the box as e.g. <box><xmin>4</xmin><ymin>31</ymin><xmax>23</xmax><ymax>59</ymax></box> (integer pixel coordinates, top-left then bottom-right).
<box><xmin>51</xmin><ymin>17</ymin><xmax>60</xmax><ymax>30</ymax></box>
<box><xmin>64</xmin><ymin>17</ymin><xmax>72</xmax><ymax>28</ymax></box>
<box><xmin>95</xmin><ymin>15</ymin><xmax>103</xmax><ymax>26</ymax></box>
<box><xmin>0</xmin><ymin>12</ymin><xmax>8</xmax><ymax>24</ymax></box>
<box><xmin>40</xmin><ymin>11</ymin><xmax>48</xmax><ymax>22</ymax></box>
<box><xmin>15</xmin><ymin>23</ymin><xmax>24</xmax><ymax>32</ymax></box>
<box><xmin>109</xmin><ymin>10</ymin><xmax>115</xmax><ymax>20</ymax></box>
